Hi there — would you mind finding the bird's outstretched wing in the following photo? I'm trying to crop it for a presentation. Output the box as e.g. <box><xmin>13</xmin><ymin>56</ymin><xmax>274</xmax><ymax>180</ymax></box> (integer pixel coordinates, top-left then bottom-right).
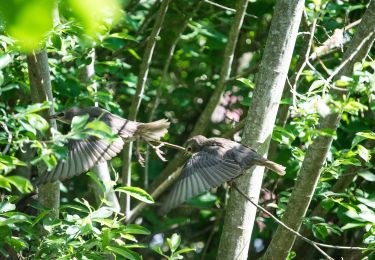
<box><xmin>38</xmin><ymin>136</ymin><xmax>124</xmax><ymax>183</ymax></box>
<box><xmin>161</xmin><ymin>151</ymin><xmax>242</xmax><ymax>213</ymax></box>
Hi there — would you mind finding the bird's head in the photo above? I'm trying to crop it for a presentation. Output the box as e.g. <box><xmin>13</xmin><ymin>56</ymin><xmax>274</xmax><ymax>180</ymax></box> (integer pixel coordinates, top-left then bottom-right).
<box><xmin>185</xmin><ymin>135</ymin><xmax>208</xmax><ymax>153</ymax></box>
<box><xmin>50</xmin><ymin>107</ymin><xmax>85</xmax><ymax>124</ymax></box>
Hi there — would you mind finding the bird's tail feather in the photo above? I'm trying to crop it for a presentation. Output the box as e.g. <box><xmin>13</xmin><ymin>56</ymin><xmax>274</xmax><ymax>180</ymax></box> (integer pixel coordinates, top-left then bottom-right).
<box><xmin>256</xmin><ymin>159</ymin><xmax>286</xmax><ymax>176</ymax></box>
<box><xmin>136</xmin><ymin>119</ymin><xmax>170</xmax><ymax>141</ymax></box>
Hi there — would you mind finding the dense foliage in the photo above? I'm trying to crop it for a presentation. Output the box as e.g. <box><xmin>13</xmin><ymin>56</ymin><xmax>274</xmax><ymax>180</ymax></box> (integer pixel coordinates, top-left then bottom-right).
<box><xmin>0</xmin><ymin>0</ymin><xmax>374</xmax><ymax>259</ymax></box>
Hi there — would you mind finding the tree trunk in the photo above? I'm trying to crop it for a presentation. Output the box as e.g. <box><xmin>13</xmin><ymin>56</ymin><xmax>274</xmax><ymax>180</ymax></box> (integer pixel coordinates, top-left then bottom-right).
<box><xmin>261</xmin><ymin>1</ymin><xmax>375</xmax><ymax>259</ymax></box>
<box><xmin>217</xmin><ymin>1</ymin><xmax>305</xmax><ymax>259</ymax></box>
<box><xmin>27</xmin><ymin>51</ymin><xmax>60</xmax><ymax>217</ymax></box>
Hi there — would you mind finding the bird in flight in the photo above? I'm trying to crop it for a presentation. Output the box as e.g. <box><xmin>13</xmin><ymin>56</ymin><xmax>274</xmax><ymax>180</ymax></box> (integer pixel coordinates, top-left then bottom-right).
<box><xmin>39</xmin><ymin>107</ymin><xmax>169</xmax><ymax>184</ymax></box>
<box><xmin>161</xmin><ymin>135</ymin><xmax>285</xmax><ymax>213</ymax></box>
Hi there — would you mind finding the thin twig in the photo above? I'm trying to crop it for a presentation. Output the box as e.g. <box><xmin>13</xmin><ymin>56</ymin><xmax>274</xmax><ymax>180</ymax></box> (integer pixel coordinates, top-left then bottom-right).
<box><xmin>203</xmin><ymin>0</ymin><xmax>258</xmax><ymax>19</ymax></box>
<box><xmin>322</xmin><ymin>31</ymin><xmax>375</xmax><ymax>96</ymax></box>
<box><xmin>0</xmin><ymin>121</ymin><xmax>12</xmax><ymax>154</ymax></box>
<box><xmin>292</xmin><ymin>18</ymin><xmax>317</xmax><ymax>109</ymax></box>
<box><xmin>231</xmin><ymin>183</ymin><xmax>370</xmax><ymax>259</ymax></box>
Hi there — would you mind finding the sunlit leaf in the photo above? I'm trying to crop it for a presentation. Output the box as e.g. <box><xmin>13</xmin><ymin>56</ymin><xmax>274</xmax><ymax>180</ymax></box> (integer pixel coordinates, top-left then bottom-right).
<box><xmin>106</xmin><ymin>245</ymin><xmax>141</xmax><ymax>260</ymax></box>
<box><xmin>0</xmin><ymin>0</ymin><xmax>54</xmax><ymax>52</ymax></box>
<box><xmin>0</xmin><ymin>201</ymin><xmax>15</xmax><ymax>213</ymax></box>
<box><xmin>358</xmin><ymin>171</ymin><xmax>375</xmax><ymax>182</ymax></box>
<box><xmin>123</xmin><ymin>224</ymin><xmax>151</xmax><ymax>235</ymax></box>
<box><xmin>168</xmin><ymin>233</ymin><xmax>181</xmax><ymax>253</ymax></box>
<box><xmin>115</xmin><ymin>187</ymin><xmax>154</xmax><ymax>204</ymax></box>
<box><xmin>6</xmin><ymin>176</ymin><xmax>33</xmax><ymax>193</ymax></box>
<box><xmin>71</xmin><ymin>114</ymin><xmax>89</xmax><ymax>130</ymax></box>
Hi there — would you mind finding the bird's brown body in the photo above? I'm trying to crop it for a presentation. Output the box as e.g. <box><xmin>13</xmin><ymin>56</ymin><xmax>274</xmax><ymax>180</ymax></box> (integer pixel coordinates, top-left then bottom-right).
<box><xmin>161</xmin><ymin>135</ymin><xmax>285</xmax><ymax>213</ymax></box>
<box><xmin>39</xmin><ymin>107</ymin><xmax>169</xmax><ymax>183</ymax></box>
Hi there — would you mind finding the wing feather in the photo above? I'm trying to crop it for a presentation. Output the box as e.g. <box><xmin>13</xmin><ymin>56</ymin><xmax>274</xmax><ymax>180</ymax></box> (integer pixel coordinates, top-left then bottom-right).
<box><xmin>161</xmin><ymin>151</ymin><xmax>242</xmax><ymax>213</ymax></box>
<box><xmin>38</xmin><ymin>136</ymin><xmax>125</xmax><ymax>184</ymax></box>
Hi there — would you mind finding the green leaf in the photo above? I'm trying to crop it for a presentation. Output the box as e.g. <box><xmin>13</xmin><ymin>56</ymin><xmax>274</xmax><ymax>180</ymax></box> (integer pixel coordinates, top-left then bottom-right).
<box><xmin>358</xmin><ymin>171</ymin><xmax>375</xmax><ymax>182</ymax></box>
<box><xmin>168</xmin><ymin>233</ymin><xmax>181</xmax><ymax>253</ymax></box>
<box><xmin>357</xmin><ymin>145</ymin><xmax>370</xmax><ymax>162</ymax></box>
<box><xmin>0</xmin><ymin>201</ymin><xmax>15</xmax><ymax>213</ymax></box>
<box><xmin>17</xmin><ymin>102</ymin><xmax>50</xmax><ymax>115</ymax></box>
<box><xmin>26</xmin><ymin>113</ymin><xmax>49</xmax><ymax>132</ymax></box>
<box><xmin>85</xmin><ymin>120</ymin><xmax>116</xmax><ymax>140</ymax></box>
<box><xmin>236</xmin><ymin>78</ymin><xmax>255</xmax><ymax>89</ymax></box>
<box><xmin>0</xmin><ymin>175</ymin><xmax>11</xmax><ymax>191</ymax></box>
<box><xmin>332</xmin><ymin>158</ymin><xmax>361</xmax><ymax>167</ymax></box>
<box><xmin>71</xmin><ymin>114</ymin><xmax>89</xmax><ymax>130</ymax></box>
<box><xmin>115</xmin><ymin>186</ymin><xmax>154</xmax><ymax>204</ymax></box>
<box><xmin>5</xmin><ymin>236</ymin><xmax>28</xmax><ymax>251</ymax></box>
<box><xmin>0</xmin><ymin>54</ymin><xmax>12</xmax><ymax>70</ymax></box>
<box><xmin>123</xmin><ymin>224</ymin><xmax>151</xmax><ymax>235</ymax></box>
<box><xmin>6</xmin><ymin>176</ymin><xmax>33</xmax><ymax>193</ymax></box>
<box><xmin>312</xmin><ymin>224</ymin><xmax>328</xmax><ymax>241</ymax></box>
<box><xmin>106</xmin><ymin>246</ymin><xmax>141</xmax><ymax>260</ymax></box>
<box><xmin>91</xmin><ymin>207</ymin><xmax>113</xmax><ymax>219</ymax></box>
<box><xmin>357</xmin><ymin>197</ymin><xmax>375</xmax><ymax>209</ymax></box>
<box><xmin>152</xmin><ymin>246</ymin><xmax>167</xmax><ymax>257</ymax></box>
<box><xmin>341</xmin><ymin>222</ymin><xmax>367</xmax><ymax>230</ymax></box>
<box><xmin>127</xmin><ymin>48</ymin><xmax>141</xmax><ymax>60</ymax></box>
<box><xmin>174</xmin><ymin>247</ymin><xmax>195</xmax><ymax>255</ymax></box>
<box><xmin>50</xmin><ymin>33</ymin><xmax>62</xmax><ymax>50</ymax></box>
<box><xmin>0</xmin><ymin>0</ymin><xmax>54</xmax><ymax>52</ymax></box>
<box><xmin>356</xmin><ymin>131</ymin><xmax>375</xmax><ymax>140</ymax></box>
<box><xmin>0</xmin><ymin>214</ymin><xmax>31</xmax><ymax>226</ymax></box>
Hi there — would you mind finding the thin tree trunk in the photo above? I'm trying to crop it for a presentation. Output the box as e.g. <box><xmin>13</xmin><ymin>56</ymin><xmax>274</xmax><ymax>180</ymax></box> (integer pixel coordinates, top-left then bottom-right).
<box><xmin>150</xmin><ymin>0</ymin><xmax>249</xmax><ymax>192</ymax></box>
<box><xmin>121</xmin><ymin>0</ymin><xmax>171</xmax><ymax>216</ymax></box>
<box><xmin>217</xmin><ymin>1</ymin><xmax>304</xmax><ymax>259</ymax></box>
<box><xmin>262</xmin><ymin>1</ymin><xmax>375</xmax><ymax>259</ymax></box>
<box><xmin>80</xmin><ymin>49</ymin><xmax>120</xmax><ymax>212</ymax></box>
<box><xmin>27</xmin><ymin>51</ymin><xmax>60</xmax><ymax>217</ymax></box>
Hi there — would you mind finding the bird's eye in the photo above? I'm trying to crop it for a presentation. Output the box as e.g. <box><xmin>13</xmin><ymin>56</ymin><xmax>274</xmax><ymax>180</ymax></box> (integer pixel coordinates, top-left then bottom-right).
<box><xmin>186</xmin><ymin>147</ymin><xmax>192</xmax><ymax>152</ymax></box>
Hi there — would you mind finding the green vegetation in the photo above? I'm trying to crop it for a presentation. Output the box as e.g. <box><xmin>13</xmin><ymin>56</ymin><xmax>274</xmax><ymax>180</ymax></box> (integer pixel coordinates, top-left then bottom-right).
<box><xmin>0</xmin><ymin>0</ymin><xmax>374</xmax><ymax>259</ymax></box>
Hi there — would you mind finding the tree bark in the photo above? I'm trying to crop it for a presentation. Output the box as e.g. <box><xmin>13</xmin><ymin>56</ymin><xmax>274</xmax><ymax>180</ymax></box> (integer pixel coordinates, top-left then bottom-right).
<box><xmin>262</xmin><ymin>1</ymin><xmax>375</xmax><ymax>259</ymax></box>
<box><xmin>121</xmin><ymin>0</ymin><xmax>171</xmax><ymax>216</ymax></box>
<box><xmin>27</xmin><ymin>51</ymin><xmax>60</xmax><ymax>217</ymax></box>
<box><xmin>80</xmin><ymin>49</ymin><xmax>120</xmax><ymax>212</ymax></box>
<box><xmin>217</xmin><ymin>1</ymin><xmax>305</xmax><ymax>259</ymax></box>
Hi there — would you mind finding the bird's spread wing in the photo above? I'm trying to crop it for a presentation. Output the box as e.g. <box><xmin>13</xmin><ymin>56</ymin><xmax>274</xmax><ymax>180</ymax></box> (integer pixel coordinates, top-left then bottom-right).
<box><xmin>101</xmin><ymin>113</ymin><xmax>139</xmax><ymax>139</ymax></box>
<box><xmin>162</xmin><ymin>151</ymin><xmax>242</xmax><ymax>213</ymax></box>
<box><xmin>39</xmin><ymin>136</ymin><xmax>124</xmax><ymax>183</ymax></box>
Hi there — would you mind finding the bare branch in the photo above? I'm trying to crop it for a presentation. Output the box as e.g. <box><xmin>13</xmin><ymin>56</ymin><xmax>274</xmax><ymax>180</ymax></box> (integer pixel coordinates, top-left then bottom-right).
<box><xmin>203</xmin><ymin>0</ymin><xmax>258</xmax><ymax>19</ymax></box>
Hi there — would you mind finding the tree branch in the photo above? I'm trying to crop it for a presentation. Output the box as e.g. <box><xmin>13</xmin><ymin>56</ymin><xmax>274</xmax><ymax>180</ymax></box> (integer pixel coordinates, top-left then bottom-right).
<box><xmin>262</xmin><ymin>1</ymin><xmax>375</xmax><ymax>258</ymax></box>
<box><xmin>217</xmin><ymin>1</ymin><xmax>305</xmax><ymax>259</ymax></box>
<box><xmin>121</xmin><ymin>0</ymin><xmax>171</xmax><ymax>216</ymax></box>
<box><xmin>231</xmin><ymin>183</ymin><xmax>369</xmax><ymax>260</ymax></box>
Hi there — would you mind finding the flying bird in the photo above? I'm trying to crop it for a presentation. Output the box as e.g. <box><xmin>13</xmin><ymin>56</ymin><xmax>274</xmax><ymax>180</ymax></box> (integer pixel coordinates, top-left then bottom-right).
<box><xmin>39</xmin><ymin>107</ymin><xmax>169</xmax><ymax>184</ymax></box>
<box><xmin>161</xmin><ymin>135</ymin><xmax>285</xmax><ymax>213</ymax></box>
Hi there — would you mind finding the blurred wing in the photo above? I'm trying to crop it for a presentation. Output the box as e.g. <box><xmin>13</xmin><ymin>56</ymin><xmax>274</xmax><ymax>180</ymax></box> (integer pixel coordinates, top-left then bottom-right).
<box><xmin>39</xmin><ymin>136</ymin><xmax>124</xmax><ymax>183</ymax></box>
<box><xmin>101</xmin><ymin>113</ymin><xmax>139</xmax><ymax>139</ymax></box>
<box><xmin>161</xmin><ymin>151</ymin><xmax>242</xmax><ymax>213</ymax></box>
